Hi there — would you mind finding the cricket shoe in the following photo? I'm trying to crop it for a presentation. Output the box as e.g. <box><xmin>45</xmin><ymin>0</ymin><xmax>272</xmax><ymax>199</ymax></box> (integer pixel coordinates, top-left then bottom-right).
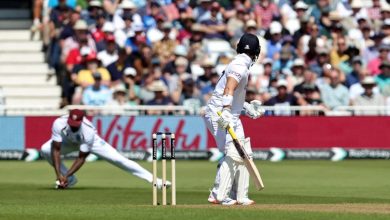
<box><xmin>220</xmin><ymin>198</ymin><xmax>238</xmax><ymax>206</ymax></box>
<box><xmin>207</xmin><ymin>190</ymin><xmax>218</xmax><ymax>204</ymax></box>
<box><xmin>238</xmin><ymin>198</ymin><xmax>255</xmax><ymax>206</ymax></box>
<box><xmin>156</xmin><ymin>178</ymin><xmax>171</xmax><ymax>190</ymax></box>
<box><xmin>55</xmin><ymin>176</ymin><xmax>78</xmax><ymax>189</ymax></box>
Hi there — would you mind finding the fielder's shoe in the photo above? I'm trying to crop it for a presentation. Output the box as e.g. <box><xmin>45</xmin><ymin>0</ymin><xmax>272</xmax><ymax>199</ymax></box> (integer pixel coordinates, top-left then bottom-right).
<box><xmin>156</xmin><ymin>178</ymin><xmax>171</xmax><ymax>190</ymax></box>
<box><xmin>238</xmin><ymin>198</ymin><xmax>255</xmax><ymax>206</ymax></box>
<box><xmin>207</xmin><ymin>190</ymin><xmax>218</xmax><ymax>204</ymax></box>
<box><xmin>221</xmin><ymin>198</ymin><xmax>238</xmax><ymax>206</ymax></box>
<box><xmin>55</xmin><ymin>176</ymin><xmax>78</xmax><ymax>189</ymax></box>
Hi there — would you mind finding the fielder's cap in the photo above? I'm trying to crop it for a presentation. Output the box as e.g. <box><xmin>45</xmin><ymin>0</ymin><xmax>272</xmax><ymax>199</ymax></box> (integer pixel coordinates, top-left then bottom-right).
<box><xmin>276</xmin><ymin>79</ymin><xmax>288</xmax><ymax>88</ymax></box>
<box><xmin>102</xmin><ymin>22</ymin><xmax>115</xmax><ymax>32</ymax></box>
<box><xmin>89</xmin><ymin>0</ymin><xmax>102</xmax><ymax>8</ymax></box>
<box><xmin>68</xmin><ymin>109</ymin><xmax>85</xmax><ymax>127</ymax></box>
<box><xmin>293</xmin><ymin>58</ymin><xmax>305</xmax><ymax>67</ymax></box>
<box><xmin>380</xmin><ymin>61</ymin><xmax>390</xmax><ymax>69</ymax></box>
<box><xmin>124</xmin><ymin>67</ymin><xmax>137</xmax><ymax>76</ymax></box>
<box><xmin>175</xmin><ymin>57</ymin><xmax>188</xmax><ymax>67</ymax></box>
<box><xmin>361</xmin><ymin>76</ymin><xmax>376</xmax><ymax>85</ymax></box>
<box><xmin>120</xmin><ymin>0</ymin><xmax>136</xmax><ymax>9</ymax></box>
<box><xmin>294</xmin><ymin>1</ymin><xmax>309</xmax><ymax>10</ymax></box>
<box><xmin>74</xmin><ymin>19</ymin><xmax>88</xmax><ymax>30</ymax></box>
<box><xmin>270</xmin><ymin>21</ymin><xmax>282</xmax><ymax>34</ymax></box>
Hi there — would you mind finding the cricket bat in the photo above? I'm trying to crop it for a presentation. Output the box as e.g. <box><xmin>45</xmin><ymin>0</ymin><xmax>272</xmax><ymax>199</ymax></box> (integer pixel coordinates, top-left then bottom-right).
<box><xmin>217</xmin><ymin>111</ymin><xmax>265</xmax><ymax>191</ymax></box>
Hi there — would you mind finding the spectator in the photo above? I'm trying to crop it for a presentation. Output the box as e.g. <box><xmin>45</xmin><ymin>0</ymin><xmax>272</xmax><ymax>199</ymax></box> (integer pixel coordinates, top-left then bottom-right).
<box><xmin>166</xmin><ymin>57</ymin><xmax>190</xmax><ymax>96</ymax></box>
<box><xmin>226</xmin><ymin>7</ymin><xmax>246</xmax><ymax>41</ymax></box>
<box><xmin>98</xmin><ymin>35</ymin><xmax>119</xmax><ymax>67</ymax></box>
<box><xmin>115</xmin><ymin>12</ymin><xmax>134</xmax><ymax>48</ymax></box>
<box><xmin>352</xmin><ymin>76</ymin><xmax>385</xmax><ymax>116</ymax></box>
<box><xmin>266</xmin><ymin>21</ymin><xmax>283</xmax><ymax>59</ymax></box>
<box><xmin>320</xmin><ymin>68</ymin><xmax>349</xmax><ymax>110</ymax></box>
<box><xmin>125</xmin><ymin>24</ymin><xmax>151</xmax><ymax>54</ymax></box>
<box><xmin>90</xmin><ymin>10</ymin><xmax>107</xmax><ymax>44</ymax></box>
<box><xmin>95</xmin><ymin>21</ymin><xmax>116</xmax><ymax>52</ymax></box>
<box><xmin>200</xmin><ymin>2</ymin><xmax>227</xmax><ymax>40</ymax></box>
<box><xmin>264</xmin><ymin>79</ymin><xmax>301</xmax><ymax>116</ymax></box>
<box><xmin>178</xmin><ymin>78</ymin><xmax>203</xmax><ymax>114</ymax></box>
<box><xmin>375</xmin><ymin>61</ymin><xmax>390</xmax><ymax>96</ymax></box>
<box><xmin>254</xmin><ymin>58</ymin><xmax>274</xmax><ymax>100</ymax></box>
<box><xmin>254</xmin><ymin>0</ymin><xmax>279</xmax><ymax>30</ymax></box>
<box><xmin>153</xmin><ymin>22</ymin><xmax>177</xmax><ymax>65</ymax></box>
<box><xmin>298</xmin><ymin>83</ymin><xmax>326</xmax><ymax>115</ymax></box>
<box><xmin>330</xmin><ymin>37</ymin><xmax>349</xmax><ymax>70</ymax></box>
<box><xmin>106</xmin><ymin>48</ymin><xmax>132</xmax><ymax>85</ymax></box>
<box><xmin>82</xmin><ymin>0</ymin><xmax>103</xmax><ymax>26</ymax></box>
<box><xmin>113</xmin><ymin>0</ymin><xmax>143</xmax><ymax>30</ymax></box>
<box><xmin>82</xmin><ymin>72</ymin><xmax>112</xmax><ymax>106</ymax></box>
<box><xmin>107</xmin><ymin>84</ymin><xmax>129</xmax><ymax>106</ymax></box>
<box><xmin>197</xmin><ymin>58</ymin><xmax>216</xmax><ymax>90</ymax></box>
<box><xmin>273</xmin><ymin>46</ymin><xmax>293</xmax><ymax>73</ymax></box>
<box><xmin>122</xmin><ymin>67</ymin><xmax>141</xmax><ymax>105</ymax></box>
<box><xmin>163</xmin><ymin>45</ymin><xmax>191</xmax><ymax>75</ymax></box>
<box><xmin>367</xmin><ymin>44</ymin><xmax>390</xmax><ymax>76</ymax></box>
<box><xmin>177</xmin><ymin>16</ymin><xmax>195</xmax><ymax>44</ymax></box>
<box><xmin>76</xmin><ymin>51</ymin><xmax>111</xmax><ymax>88</ymax></box>
<box><xmin>294</xmin><ymin>69</ymin><xmax>319</xmax><ymax>95</ymax></box>
<box><xmin>193</xmin><ymin>0</ymin><xmax>213</xmax><ymax>22</ymax></box>
<box><xmin>309</xmin><ymin>47</ymin><xmax>330</xmax><ymax>77</ymax></box>
<box><xmin>350</xmin><ymin>70</ymin><xmax>381</xmax><ymax>102</ymax></box>
<box><xmin>201</xmin><ymin>72</ymin><xmax>219</xmax><ymax>103</ymax></box>
<box><xmin>345</xmin><ymin>56</ymin><xmax>365</xmax><ymax>88</ymax></box>
<box><xmin>62</xmin><ymin>19</ymin><xmax>96</xmax><ymax>63</ymax></box>
<box><xmin>290</xmin><ymin>58</ymin><xmax>305</xmax><ymax>86</ymax></box>
<box><xmin>146</xmin><ymin>80</ymin><xmax>173</xmax><ymax>115</ymax></box>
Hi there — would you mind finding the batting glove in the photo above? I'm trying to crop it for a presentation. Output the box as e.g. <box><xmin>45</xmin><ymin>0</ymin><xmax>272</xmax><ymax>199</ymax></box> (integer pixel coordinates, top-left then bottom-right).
<box><xmin>217</xmin><ymin>108</ymin><xmax>233</xmax><ymax>129</ymax></box>
<box><xmin>243</xmin><ymin>100</ymin><xmax>265</xmax><ymax>119</ymax></box>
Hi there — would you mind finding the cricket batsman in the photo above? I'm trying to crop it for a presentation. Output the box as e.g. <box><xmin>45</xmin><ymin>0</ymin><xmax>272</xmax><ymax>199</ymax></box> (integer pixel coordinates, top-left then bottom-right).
<box><xmin>41</xmin><ymin>109</ymin><xmax>170</xmax><ymax>189</ymax></box>
<box><xmin>204</xmin><ymin>33</ymin><xmax>264</xmax><ymax>205</ymax></box>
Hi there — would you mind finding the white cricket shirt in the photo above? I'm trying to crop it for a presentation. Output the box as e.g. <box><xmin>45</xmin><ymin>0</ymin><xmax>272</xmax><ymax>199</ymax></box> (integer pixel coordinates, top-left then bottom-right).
<box><xmin>51</xmin><ymin>115</ymin><xmax>100</xmax><ymax>153</ymax></box>
<box><xmin>207</xmin><ymin>53</ymin><xmax>251</xmax><ymax>116</ymax></box>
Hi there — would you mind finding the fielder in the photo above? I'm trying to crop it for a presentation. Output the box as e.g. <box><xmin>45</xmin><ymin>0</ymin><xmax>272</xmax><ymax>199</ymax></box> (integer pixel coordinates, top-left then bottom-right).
<box><xmin>204</xmin><ymin>33</ymin><xmax>264</xmax><ymax>205</ymax></box>
<box><xmin>41</xmin><ymin>109</ymin><xmax>170</xmax><ymax>189</ymax></box>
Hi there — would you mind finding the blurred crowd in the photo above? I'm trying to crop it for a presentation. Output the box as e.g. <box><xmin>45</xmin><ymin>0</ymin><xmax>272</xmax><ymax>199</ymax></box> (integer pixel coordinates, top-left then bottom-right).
<box><xmin>31</xmin><ymin>0</ymin><xmax>390</xmax><ymax>115</ymax></box>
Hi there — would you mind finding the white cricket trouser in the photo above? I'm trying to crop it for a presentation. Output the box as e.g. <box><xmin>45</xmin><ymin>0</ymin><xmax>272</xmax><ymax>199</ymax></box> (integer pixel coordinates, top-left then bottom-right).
<box><xmin>204</xmin><ymin>109</ymin><xmax>247</xmax><ymax>201</ymax></box>
<box><xmin>41</xmin><ymin>140</ymin><xmax>154</xmax><ymax>183</ymax></box>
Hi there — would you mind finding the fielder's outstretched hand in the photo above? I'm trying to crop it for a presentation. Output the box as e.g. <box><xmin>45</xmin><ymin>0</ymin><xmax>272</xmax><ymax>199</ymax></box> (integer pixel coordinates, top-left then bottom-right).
<box><xmin>217</xmin><ymin>108</ymin><xmax>233</xmax><ymax>129</ymax></box>
<box><xmin>56</xmin><ymin>176</ymin><xmax>68</xmax><ymax>189</ymax></box>
<box><xmin>243</xmin><ymin>100</ymin><xmax>264</xmax><ymax>119</ymax></box>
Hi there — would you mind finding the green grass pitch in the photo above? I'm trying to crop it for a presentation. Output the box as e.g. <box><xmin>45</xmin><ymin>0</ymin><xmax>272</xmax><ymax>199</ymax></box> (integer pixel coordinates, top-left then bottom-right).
<box><xmin>0</xmin><ymin>160</ymin><xmax>389</xmax><ymax>220</ymax></box>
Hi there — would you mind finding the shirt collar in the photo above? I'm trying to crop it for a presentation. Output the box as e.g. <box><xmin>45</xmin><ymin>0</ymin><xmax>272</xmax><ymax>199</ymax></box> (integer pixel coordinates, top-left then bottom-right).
<box><xmin>236</xmin><ymin>53</ymin><xmax>252</xmax><ymax>69</ymax></box>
